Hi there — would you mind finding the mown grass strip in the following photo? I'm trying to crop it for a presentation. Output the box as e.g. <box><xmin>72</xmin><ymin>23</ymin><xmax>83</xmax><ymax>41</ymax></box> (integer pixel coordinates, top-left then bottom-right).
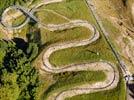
<box><xmin>35</xmin><ymin>10</ymin><xmax>69</xmax><ymax>24</ymax></box>
<box><xmin>66</xmin><ymin>76</ymin><xmax>125</xmax><ymax>100</ymax></box>
<box><xmin>43</xmin><ymin>71</ymin><xmax>106</xmax><ymax>99</ymax></box>
<box><xmin>49</xmin><ymin>36</ymin><xmax>116</xmax><ymax>67</ymax></box>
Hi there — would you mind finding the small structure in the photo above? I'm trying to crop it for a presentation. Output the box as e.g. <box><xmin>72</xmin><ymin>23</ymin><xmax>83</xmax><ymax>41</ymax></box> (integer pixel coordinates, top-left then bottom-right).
<box><xmin>124</xmin><ymin>75</ymin><xmax>134</xmax><ymax>83</ymax></box>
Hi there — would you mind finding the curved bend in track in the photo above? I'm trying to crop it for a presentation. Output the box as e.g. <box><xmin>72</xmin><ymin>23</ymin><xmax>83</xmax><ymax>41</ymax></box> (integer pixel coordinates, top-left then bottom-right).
<box><xmin>41</xmin><ymin>20</ymin><xmax>119</xmax><ymax>100</ymax></box>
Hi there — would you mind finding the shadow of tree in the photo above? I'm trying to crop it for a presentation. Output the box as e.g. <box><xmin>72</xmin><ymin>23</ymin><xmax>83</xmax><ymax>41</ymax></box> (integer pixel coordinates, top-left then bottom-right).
<box><xmin>12</xmin><ymin>38</ymin><xmax>28</xmax><ymax>53</ymax></box>
<box><xmin>127</xmin><ymin>83</ymin><xmax>134</xmax><ymax>99</ymax></box>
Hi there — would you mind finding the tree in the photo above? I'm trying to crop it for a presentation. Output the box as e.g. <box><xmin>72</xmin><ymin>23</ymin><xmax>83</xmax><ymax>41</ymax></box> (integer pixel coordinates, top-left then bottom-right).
<box><xmin>0</xmin><ymin>39</ymin><xmax>40</xmax><ymax>100</ymax></box>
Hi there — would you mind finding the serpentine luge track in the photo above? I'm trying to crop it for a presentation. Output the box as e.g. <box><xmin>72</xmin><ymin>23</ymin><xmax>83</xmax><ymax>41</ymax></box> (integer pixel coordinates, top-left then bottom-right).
<box><xmin>1</xmin><ymin>0</ymin><xmax>119</xmax><ymax>100</ymax></box>
<box><xmin>41</xmin><ymin>20</ymin><xmax>119</xmax><ymax>100</ymax></box>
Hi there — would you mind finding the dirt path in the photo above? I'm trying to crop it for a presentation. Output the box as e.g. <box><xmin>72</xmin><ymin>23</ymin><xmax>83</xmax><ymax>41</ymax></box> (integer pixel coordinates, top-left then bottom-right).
<box><xmin>41</xmin><ymin>20</ymin><xmax>119</xmax><ymax>100</ymax></box>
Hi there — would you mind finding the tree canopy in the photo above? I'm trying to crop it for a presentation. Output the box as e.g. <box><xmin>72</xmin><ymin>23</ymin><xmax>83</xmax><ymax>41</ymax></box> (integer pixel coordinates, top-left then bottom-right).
<box><xmin>0</xmin><ymin>39</ymin><xmax>40</xmax><ymax>100</ymax></box>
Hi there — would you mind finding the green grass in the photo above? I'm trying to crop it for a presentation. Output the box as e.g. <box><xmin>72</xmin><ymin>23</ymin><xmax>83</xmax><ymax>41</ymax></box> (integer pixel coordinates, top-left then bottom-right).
<box><xmin>40</xmin><ymin>27</ymin><xmax>92</xmax><ymax>45</ymax></box>
<box><xmin>66</xmin><ymin>77</ymin><xmax>126</xmax><ymax>100</ymax></box>
<box><xmin>38</xmin><ymin>0</ymin><xmax>96</xmax><ymax>25</ymax></box>
<box><xmin>35</xmin><ymin>10</ymin><xmax>69</xmax><ymax>24</ymax></box>
<box><xmin>12</xmin><ymin>15</ymin><xmax>26</xmax><ymax>27</ymax></box>
<box><xmin>43</xmin><ymin>71</ymin><xmax>106</xmax><ymax>99</ymax></box>
<box><xmin>49</xmin><ymin>36</ymin><xmax>116</xmax><ymax>67</ymax></box>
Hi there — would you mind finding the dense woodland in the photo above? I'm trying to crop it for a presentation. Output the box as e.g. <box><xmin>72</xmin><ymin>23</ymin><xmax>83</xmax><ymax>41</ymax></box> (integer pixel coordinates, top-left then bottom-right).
<box><xmin>0</xmin><ymin>38</ymin><xmax>40</xmax><ymax>100</ymax></box>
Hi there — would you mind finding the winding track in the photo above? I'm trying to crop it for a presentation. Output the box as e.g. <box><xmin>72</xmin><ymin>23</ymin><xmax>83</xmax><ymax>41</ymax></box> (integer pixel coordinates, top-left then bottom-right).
<box><xmin>1</xmin><ymin>0</ymin><xmax>119</xmax><ymax>100</ymax></box>
<box><xmin>41</xmin><ymin>20</ymin><xmax>119</xmax><ymax>100</ymax></box>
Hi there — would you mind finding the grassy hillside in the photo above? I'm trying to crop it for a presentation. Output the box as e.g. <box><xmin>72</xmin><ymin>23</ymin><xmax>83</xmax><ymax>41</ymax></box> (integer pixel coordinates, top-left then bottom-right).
<box><xmin>33</xmin><ymin>0</ymin><xmax>126</xmax><ymax>100</ymax></box>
